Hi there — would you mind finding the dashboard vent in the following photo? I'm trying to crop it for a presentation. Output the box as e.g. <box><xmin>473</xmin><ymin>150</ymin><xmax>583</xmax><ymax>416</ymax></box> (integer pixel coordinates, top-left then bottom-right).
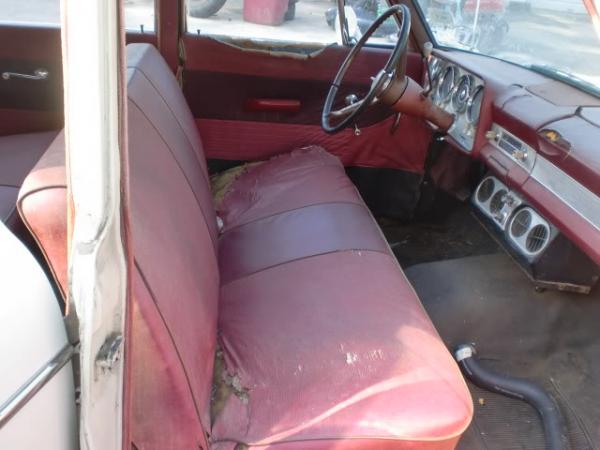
<box><xmin>489</xmin><ymin>189</ymin><xmax>507</xmax><ymax>215</ymax></box>
<box><xmin>510</xmin><ymin>209</ymin><xmax>532</xmax><ymax>238</ymax></box>
<box><xmin>526</xmin><ymin>225</ymin><xmax>549</xmax><ymax>254</ymax></box>
<box><xmin>507</xmin><ymin>207</ymin><xmax>552</xmax><ymax>258</ymax></box>
<box><xmin>477</xmin><ymin>178</ymin><xmax>495</xmax><ymax>203</ymax></box>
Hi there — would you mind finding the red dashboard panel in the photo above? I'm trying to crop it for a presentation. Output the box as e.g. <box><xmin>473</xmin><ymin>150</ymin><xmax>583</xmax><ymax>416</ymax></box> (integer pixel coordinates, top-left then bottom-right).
<box><xmin>433</xmin><ymin>49</ymin><xmax>600</xmax><ymax>266</ymax></box>
<box><xmin>539</xmin><ymin>115</ymin><xmax>600</xmax><ymax>197</ymax></box>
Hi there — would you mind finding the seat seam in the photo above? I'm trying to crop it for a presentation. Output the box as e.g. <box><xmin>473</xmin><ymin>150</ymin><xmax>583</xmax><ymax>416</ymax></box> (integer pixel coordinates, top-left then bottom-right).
<box><xmin>220</xmin><ymin>200</ymin><xmax>367</xmax><ymax>235</ymax></box>
<box><xmin>220</xmin><ymin>248</ymin><xmax>391</xmax><ymax>287</ymax></box>
<box><xmin>134</xmin><ymin>259</ymin><xmax>209</xmax><ymax>433</ymax></box>
<box><xmin>132</xmin><ymin>67</ymin><xmax>207</xmax><ymax>176</ymax></box>
<box><xmin>128</xmin><ymin>99</ymin><xmax>218</xmax><ymax>255</ymax></box>
<box><xmin>213</xmin><ymin>434</ymin><xmax>466</xmax><ymax>446</ymax></box>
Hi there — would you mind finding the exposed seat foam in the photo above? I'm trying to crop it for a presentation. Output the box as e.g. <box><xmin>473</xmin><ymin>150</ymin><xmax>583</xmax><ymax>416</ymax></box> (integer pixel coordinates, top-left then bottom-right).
<box><xmin>18</xmin><ymin>43</ymin><xmax>473</xmax><ymax>449</ymax></box>
<box><xmin>0</xmin><ymin>130</ymin><xmax>58</xmax><ymax>227</ymax></box>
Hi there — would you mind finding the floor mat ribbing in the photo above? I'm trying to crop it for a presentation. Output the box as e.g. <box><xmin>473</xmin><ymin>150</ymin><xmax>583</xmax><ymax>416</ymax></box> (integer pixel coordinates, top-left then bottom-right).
<box><xmin>405</xmin><ymin>253</ymin><xmax>600</xmax><ymax>450</ymax></box>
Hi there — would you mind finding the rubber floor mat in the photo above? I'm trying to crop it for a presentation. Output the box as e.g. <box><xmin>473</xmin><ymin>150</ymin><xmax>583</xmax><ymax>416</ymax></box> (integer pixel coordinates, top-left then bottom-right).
<box><xmin>378</xmin><ymin>205</ymin><xmax>499</xmax><ymax>268</ymax></box>
<box><xmin>405</xmin><ymin>253</ymin><xmax>600</xmax><ymax>450</ymax></box>
<box><xmin>459</xmin><ymin>382</ymin><xmax>593</xmax><ymax>450</ymax></box>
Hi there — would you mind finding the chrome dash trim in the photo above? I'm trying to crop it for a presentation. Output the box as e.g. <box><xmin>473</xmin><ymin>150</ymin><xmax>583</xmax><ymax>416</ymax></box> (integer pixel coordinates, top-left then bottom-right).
<box><xmin>488</xmin><ymin>124</ymin><xmax>537</xmax><ymax>173</ymax></box>
<box><xmin>0</xmin><ymin>344</ymin><xmax>74</xmax><ymax>429</ymax></box>
<box><xmin>531</xmin><ymin>156</ymin><xmax>600</xmax><ymax>232</ymax></box>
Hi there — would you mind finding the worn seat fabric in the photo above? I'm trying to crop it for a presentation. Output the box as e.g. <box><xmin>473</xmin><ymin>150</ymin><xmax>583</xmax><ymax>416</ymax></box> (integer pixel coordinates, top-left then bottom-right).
<box><xmin>214</xmin><ymin>250</ymin><xmax>473</xmax><ymax>449</ymax></box>
<box><xmin>216</xmin><ymin>147</ymin><xmax>364</xmax><ymax>232</ymax></box>
<box><xmin>18</xmin><ymin>43</ymin><xmax>472</xmax><ymax>449</ymax></box>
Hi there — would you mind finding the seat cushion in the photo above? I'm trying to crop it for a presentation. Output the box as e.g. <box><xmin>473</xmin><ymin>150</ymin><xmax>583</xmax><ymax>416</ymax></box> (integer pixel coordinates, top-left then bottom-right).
<box><xmin>212</xmin><ymin>250</ymin><xmax>473</xmax><ymax>449</ymax></box>
<box><xmin>217</xmin><ymin>146</ymin><xmax>364</xmax><ymax>232</ymax></box>
<box><xmin>0</xmin><ymin>130</ymin><xmax>58</xmax><ymax>226</ymax></box>
<box><xmin>218</xmin><ymin>201</ymin><xmax>389</xmax><ymax>284</ymax></box>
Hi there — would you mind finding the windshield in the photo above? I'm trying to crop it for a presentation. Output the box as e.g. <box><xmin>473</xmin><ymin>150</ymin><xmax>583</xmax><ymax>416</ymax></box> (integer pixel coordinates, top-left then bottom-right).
<box><xmin>416</xmin><ymin>0</ymin><xmax>600</xmax><ymax>92</ymax></box>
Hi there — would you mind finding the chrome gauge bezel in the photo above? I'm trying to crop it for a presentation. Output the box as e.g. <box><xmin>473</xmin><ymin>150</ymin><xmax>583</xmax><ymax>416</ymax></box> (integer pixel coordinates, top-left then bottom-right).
<box><xmin>466</xmin><ymin>85</ymin><xmax>484</xmax><ymax>124</ymax></box>
<box><xmin>430</xmin><ymin>58</ymin><xmax>444</xmax><ymax>82</ymax></box>
<box><xmin>437</xmin><ymin>65</ymin><xmax>457</xmax><ymax>103</ymax></box>
<box><xmin>451</xmin><ymin>74</ymin><xmax>473</xmax><ymax>114</ymax></box>
<box><xmin>426</xmin><ymin>56</ymin><xmax>484</xmax><ymax>153</ymax></box>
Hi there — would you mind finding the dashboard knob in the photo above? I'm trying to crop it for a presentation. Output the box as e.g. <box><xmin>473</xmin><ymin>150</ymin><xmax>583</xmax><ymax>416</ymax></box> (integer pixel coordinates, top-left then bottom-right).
<box><xmin>485</xmin><ymin>130</ymin><xmax>499</xmax><ymax>141</ymax></box>
<box><xmin>493</xmin><ymin>211</ymin><xmax>507</xmax><ymax>222</ymax></box>
<box><xmin>513</xmin><ymin>150</ymin><xmax>528</xmax><ymax>162</ymax></box>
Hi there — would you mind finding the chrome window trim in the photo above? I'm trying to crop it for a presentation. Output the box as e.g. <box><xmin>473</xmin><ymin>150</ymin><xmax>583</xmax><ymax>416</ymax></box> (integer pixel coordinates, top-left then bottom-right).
<box><xmin>531</xmin><ymin>156</ymin><xmax>600</xmax><ymax>233</ymax></box>
<box><xmin>0</xmin><ymin>344</ymin><xmax>74</xmax><ymax>429</ymax></box>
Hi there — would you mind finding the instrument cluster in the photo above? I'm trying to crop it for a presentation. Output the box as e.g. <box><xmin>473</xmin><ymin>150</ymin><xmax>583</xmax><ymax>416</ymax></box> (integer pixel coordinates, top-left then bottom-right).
<box><xmin>426</xmin><ymin>56</ymin><xmax>484</xmax><ymax>152</ymax></box>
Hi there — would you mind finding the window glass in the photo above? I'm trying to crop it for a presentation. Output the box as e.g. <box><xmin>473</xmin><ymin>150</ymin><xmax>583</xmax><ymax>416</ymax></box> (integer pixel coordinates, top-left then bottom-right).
<box><xmin>416</xmin><ymin>0</ymin><xmax>600</xmax><ymax>91</ymax></box>
<box><xmin>125</xmin><ymin>0</ymin><xmax>156</xmax><ymax>32</ymax></box>
<box><xmin>0</xmin><ymin>0</ymin><xmax>156</xmax><ymax>32</ymax></box>
<box><xmin>186</xmin><ymin>0</ymin><xmax>398</xmax><ymax>46</ymax></box>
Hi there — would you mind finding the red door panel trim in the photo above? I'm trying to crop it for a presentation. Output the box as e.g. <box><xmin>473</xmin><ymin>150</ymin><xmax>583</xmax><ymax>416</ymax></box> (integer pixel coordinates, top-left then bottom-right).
<box><xmin>197</xmin><ymin>115</ymin><xmax>431</xmax><ymax>172</ymax></box>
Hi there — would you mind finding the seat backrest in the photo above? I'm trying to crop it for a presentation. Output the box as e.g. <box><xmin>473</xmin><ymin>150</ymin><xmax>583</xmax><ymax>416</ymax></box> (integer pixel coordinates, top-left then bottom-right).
<box><xmin>18</xmin><ymin>44</ymin><xmax>219</xmax><ymax>449</ymax></box>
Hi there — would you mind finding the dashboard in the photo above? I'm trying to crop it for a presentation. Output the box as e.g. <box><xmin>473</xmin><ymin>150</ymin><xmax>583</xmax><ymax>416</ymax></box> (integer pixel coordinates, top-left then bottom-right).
<box><xmin>426</xmin><ymin>56</ymin><xmax>484</xmax><ymax>152</ymax></box>
<box><xmin>422</xmin><ymin>50</ymin><xmax>600</xmax><ymax>289</ymax></box>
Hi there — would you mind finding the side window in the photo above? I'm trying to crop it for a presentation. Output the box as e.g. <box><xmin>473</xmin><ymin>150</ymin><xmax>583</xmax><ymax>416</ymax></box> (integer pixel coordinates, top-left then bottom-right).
<box><xmin>125</xmin><ymin>0</ymin><xmax>157</xmax><ymax>32</ymax></box>
<box><xmin>0</xmin><ymin>0</ymin><xmax>156</xmax><ymax>32</ymax></box>
<box><xmin>186</xmin><ymin>0</ymin><xmax>398</xmax><ymax>45</ymax></box>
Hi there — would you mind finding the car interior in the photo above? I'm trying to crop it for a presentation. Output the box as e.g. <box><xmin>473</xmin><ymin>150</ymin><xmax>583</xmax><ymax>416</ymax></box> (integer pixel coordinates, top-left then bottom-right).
<box><xmin>1</xmin><ymin>0</ymin><xmax>599</xmax><ymax>448</ymax></box>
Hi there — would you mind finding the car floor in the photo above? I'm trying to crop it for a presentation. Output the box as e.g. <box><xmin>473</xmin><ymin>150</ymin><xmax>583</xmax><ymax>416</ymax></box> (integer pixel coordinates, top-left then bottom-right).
<box><xmin>379</xmin><ymin>196</ymin><xmax>500</xmax><ymax>268</ymax></box>
<box><xmin>384</xmin><ymin>201</ymin><xmax>600</xmax><ymax>450</ymax></box>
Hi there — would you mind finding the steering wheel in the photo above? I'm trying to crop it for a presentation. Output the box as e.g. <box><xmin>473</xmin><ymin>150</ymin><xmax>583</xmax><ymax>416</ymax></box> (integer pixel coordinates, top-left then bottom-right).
<box><xmin>322</xmin><ymin>4</ymin><xmax>412</xmax><ymax>134</ymax></box>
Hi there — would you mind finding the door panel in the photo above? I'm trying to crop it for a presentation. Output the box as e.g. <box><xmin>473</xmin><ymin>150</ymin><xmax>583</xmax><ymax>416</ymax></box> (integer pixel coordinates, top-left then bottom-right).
<box><xmin>0</xmin><ymin>26</ymin><xmax>63</xmax><ymax>135</ymax></box>
<box><xmin>183</xmin><ymin>35</ymin><xmax>431</xmax><ymax>171</ymax></box>
<box><xmin>0</xmin><ymin>25</ymin><xmax>156</xmax><ymax>136</ymax></box>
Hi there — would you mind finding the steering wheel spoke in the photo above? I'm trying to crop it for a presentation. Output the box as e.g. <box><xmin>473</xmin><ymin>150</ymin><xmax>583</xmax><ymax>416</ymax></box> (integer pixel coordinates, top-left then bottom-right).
<box><xmin>321</xmin><ymin>4</ymin><xmax>411</xmax><ymax>134</ymax></box>
<box><xmin>329</xmin><ymin>96</ymin><xmax>382</xmax><ymax>120</ymax></box>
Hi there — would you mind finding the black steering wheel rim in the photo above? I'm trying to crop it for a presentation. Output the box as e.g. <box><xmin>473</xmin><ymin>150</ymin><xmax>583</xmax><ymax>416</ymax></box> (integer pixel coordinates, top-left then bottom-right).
<box><xmin>321</xmin><ymin>4</ymin><xmax>412</xmax><ymax>134</ymax></box>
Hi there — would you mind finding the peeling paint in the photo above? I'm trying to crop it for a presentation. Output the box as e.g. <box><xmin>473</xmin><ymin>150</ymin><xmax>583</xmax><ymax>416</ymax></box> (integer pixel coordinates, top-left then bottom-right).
<box><xmin>208</xmin><ymin>35</ymin><xmax>332</xmax><ymax>60</ymax></box>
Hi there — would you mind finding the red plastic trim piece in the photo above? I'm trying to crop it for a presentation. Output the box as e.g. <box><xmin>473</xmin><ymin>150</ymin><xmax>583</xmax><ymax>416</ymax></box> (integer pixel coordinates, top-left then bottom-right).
<box><xmin>244</xmin><ymin>98</ymin><xmax>302</xmax><ymax>113</ymax></box>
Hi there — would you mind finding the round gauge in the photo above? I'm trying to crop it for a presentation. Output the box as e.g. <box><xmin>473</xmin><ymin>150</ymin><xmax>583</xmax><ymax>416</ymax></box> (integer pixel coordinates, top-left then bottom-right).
<box><xmin>467</xmin><ymin>86</ymin><xmax>484</xmax><ymax>124</ymax></box>
<box><xmin>430</xmin><ymin>58</ymin><xmax>444</xmax><ymax>82</ymax></box>
<box><xmin>451</xmin><ymin>75</ymin><xmax>473</xmax><ymax>113</ymax></box>
<box><xmin>437</xmin><ymin>66</ymin><xmax>457</xmax><ymax>103</ymax></box>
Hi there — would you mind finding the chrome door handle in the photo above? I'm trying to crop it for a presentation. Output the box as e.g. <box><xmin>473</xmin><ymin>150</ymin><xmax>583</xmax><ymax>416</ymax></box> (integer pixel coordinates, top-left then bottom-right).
<box><xmin>2</xmin><ymin>68</ymin><xmax>49</xmax><ymax>81</ymax></box>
